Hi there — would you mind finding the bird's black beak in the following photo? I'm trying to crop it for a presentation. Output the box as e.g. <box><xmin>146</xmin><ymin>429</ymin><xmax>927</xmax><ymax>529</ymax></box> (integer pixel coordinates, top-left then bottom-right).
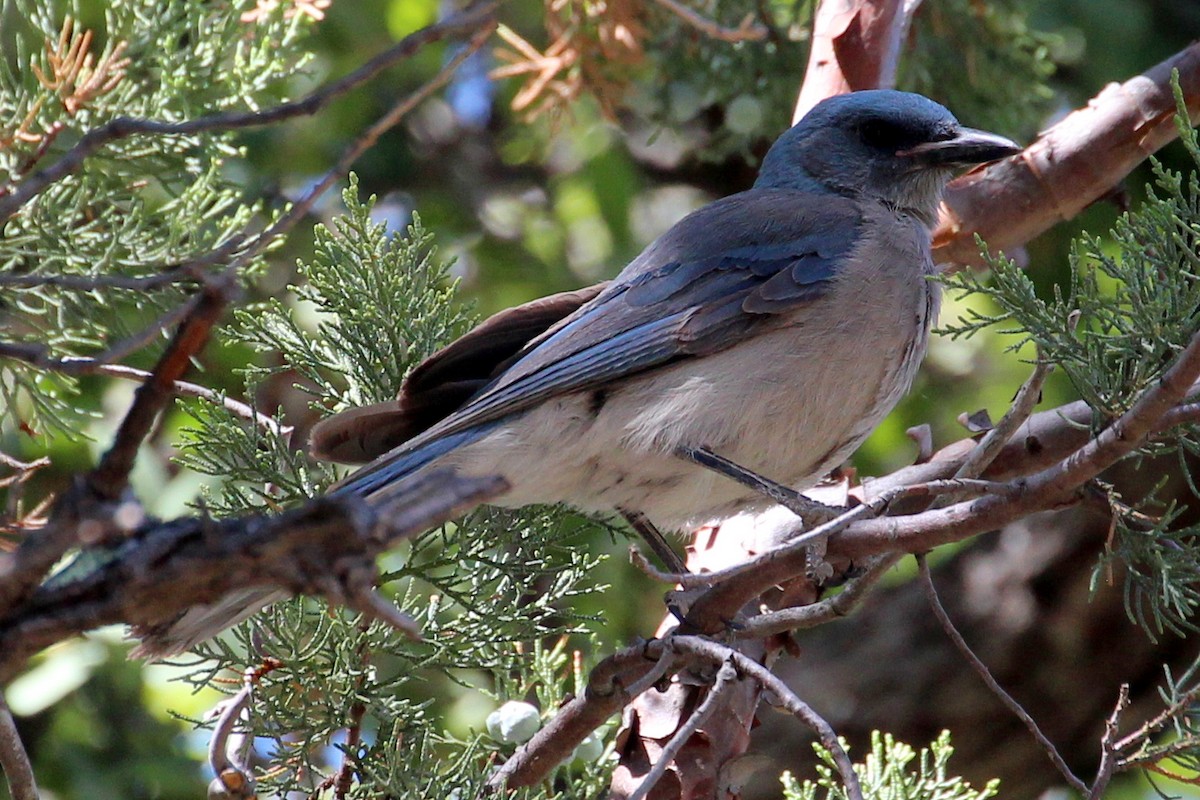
<box><xmin>899</xmin><ymin>127</ymin><xmax>1022</xmax><ymax>167</ymax></box>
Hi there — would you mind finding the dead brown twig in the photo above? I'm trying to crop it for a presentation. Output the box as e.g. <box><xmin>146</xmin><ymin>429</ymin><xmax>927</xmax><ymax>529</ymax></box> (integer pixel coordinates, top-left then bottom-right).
<box><xmin>30</xmin><ymin>17</ymin><xmax>129</xmax><ymax>116</ymax></box>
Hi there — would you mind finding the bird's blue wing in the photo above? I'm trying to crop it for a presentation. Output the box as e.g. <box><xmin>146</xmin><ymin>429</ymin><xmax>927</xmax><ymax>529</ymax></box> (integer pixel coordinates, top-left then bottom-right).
<box><xmin>448</xmin><ymin>188</ymin><xmax>862</xmax><ymax>422</ymax></box>
<box><xmin>333</xmin><ymin>188</ymin><xmax>863</xmax><ymax>490</ymax></box>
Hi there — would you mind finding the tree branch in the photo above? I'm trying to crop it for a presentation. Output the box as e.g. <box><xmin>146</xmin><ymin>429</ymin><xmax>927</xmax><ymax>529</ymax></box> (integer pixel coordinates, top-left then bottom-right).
<box><xmin>844</xmin><ymin>329</ymin><xmax>1200</xmax><ymax>557</ymax></box>
<box><xmin>669</xmin><ymin>636</ymin><xmax>863</xmax><ymax>800</ymax></box>
<box><xmin>0</xmin><ymin>469</ymin><xmax>506</xmax><ymax>684</ymax></box>
<box><xmin>652</xmin><ymin>0</ymin><xmax>767</xmax><ymax>42</ymax></box>
<box><xmin>952</xmin><ymin>352</ymin><xmax>1052</xmax><ymax>484</ymax></box>
<box><xmin>489</xmin><ymin>643</ymin><xmax>665</xmax><ymax>790</ymax></box>
<box><xmin>89</xmin><ymin>287</ymin><xmax>228</xmax><ymax>500</ymax></box>
<box><xmin>934</xmin><ymin>43</ymin><xmax>1200</xmax><ymax>267</ymax></box>
<box><xmin>627</xmin><ymin>656</ymin><xmax>738</xmax><ymax>800</ymax></box>
<box><xmin>793</xmin><ymin>0</ymin><xmax>909</xmax><ymax>122</ymax></box>
<box><xmin>0</xmin><ymin>695</ymin><xmax>38</xmax><ymax>800</ymax></box>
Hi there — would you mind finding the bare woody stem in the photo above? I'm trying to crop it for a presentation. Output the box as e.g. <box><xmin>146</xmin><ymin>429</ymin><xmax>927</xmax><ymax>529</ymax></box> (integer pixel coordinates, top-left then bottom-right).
<box><xmin>0</xmin><ymin>696</ymin><xmax>37</xmax><ymax>800</ymax></box>
<box><xmin>917</xmin><ymin>554</ymin><xmax>1088</xmax><ymax>794</ymax></box>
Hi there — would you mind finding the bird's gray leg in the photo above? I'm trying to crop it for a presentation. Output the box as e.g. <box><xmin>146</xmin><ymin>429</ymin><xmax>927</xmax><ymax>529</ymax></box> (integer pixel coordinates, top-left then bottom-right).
<box><xmin>620</xmin><ymin>508</ymin><xmax>690</xmax><ymax>575</ymax></box>
<box><xmin>674</xmin><ymin>445</ymin><xmax>845</xmax><ymax>524</ymax></box>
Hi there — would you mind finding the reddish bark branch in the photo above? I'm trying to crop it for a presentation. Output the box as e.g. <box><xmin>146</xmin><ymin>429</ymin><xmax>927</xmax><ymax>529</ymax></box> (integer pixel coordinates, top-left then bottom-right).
<box><xmin>934</xmin><ymin>42</ymin><xmax>1200</xmax><ymax>266</ymax></box>
<box><xmin>489</xmin><ymin>644</ymin><xmax>664</xmax><ymax>789</ymax></box>
<box><xmin>90</xmin><ymin>287</ymin><xmax>227</xmax><ymax>500</ymax></box>
<box><xmin>793</xmin><ymin>0</ymin><xmax>909</xmax><ymax>122</ymax></box>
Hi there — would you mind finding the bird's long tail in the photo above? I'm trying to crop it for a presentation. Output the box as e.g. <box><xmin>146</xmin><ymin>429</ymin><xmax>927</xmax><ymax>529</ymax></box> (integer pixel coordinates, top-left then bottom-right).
<box><xmin>327</xmin><ymin>422</ymin><xmax>498</xmax><ymax>501</ymax></box>
<box><xmin>135</xmin><ymin>423</ymin><xmax>500</xmax><ymax>658</ymax></box>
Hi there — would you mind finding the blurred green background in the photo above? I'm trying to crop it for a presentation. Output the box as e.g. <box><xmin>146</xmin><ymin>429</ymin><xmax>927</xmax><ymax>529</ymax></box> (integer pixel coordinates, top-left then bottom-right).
<box><xmin>2</xmin><ymin>0</ymin><xmax>1199</xmax><ymax>796</ymax></box>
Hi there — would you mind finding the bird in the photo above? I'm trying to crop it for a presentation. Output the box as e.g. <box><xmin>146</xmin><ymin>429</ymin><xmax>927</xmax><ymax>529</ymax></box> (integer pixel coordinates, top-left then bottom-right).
<box><xmin>311</xmin><ymin>89</ymin><xmax>1019</xmax><ymax>529</ymax></box>
<box><xmin>138</xmin><ymin>90</ymin><xmax>1021</xmax><ymax>656</ymax></box>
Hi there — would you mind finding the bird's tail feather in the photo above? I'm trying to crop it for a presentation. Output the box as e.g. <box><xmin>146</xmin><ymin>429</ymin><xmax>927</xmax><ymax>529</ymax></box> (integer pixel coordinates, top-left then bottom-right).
<box><xmin>328</xmin><ymin>422</ymin><xmax>498</xmax><ymax>501</ymax></box>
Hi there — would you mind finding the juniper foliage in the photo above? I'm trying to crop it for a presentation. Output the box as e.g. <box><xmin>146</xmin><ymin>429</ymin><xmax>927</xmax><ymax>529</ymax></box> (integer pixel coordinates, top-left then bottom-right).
<box><xmin>176</xmin><ymin>178</ymin><xmax>612</xmax><ymax>797</ymax></box>
<box><xmin>0</xmin><ymin>0</ymin><xmax>312</xmax><ymax>438</ymax></box>
<box><xmin>781</xmin><ymin>732</ymin><xmax>1000</xmax><ymax>800</ymax></box>
<box><xmin>940</xmin><ymin>81</ymin><xmax>1200</xmax><ymax>645</ymax></box>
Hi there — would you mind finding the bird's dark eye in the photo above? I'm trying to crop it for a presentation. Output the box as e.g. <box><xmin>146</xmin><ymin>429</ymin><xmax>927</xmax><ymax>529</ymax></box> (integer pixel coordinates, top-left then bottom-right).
<box><xmin>859</xmin><ymin>120</ymin><xmax>911</xmax><ymax>151</ymax></box>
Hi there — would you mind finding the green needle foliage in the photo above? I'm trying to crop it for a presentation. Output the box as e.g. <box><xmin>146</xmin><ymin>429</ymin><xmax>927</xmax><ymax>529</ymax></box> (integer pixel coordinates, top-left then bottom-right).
<box><xmin>939</xmin><ymin>80</ymin><xmax>1200</xmax><ymax>646</ymax></box>
<box><xmin>1</xmin><ymin>0</ymin><xmax>315</xmax><ymax>439</ymax></box>
<box><xmin>781</xmin><ymin>732</ymin><xmax>1000</xmax><ymax>800</ymax></box>
<box><xmin>234</xmin><ymin>177</ymin><xmax>472</xmax><ymax>412</ymax></box>
<box><xmin>175</xmin><ymin>177</ymin><xmax>473</xmax><ymax>515</ymax></box>
<box><xmin>176</xmin><ymin>178</ymin><xmax>612</xmax><ymax>797</ymax></box>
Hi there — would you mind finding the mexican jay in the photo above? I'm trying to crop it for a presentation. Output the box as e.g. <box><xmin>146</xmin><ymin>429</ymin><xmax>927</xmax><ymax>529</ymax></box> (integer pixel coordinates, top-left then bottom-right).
<box><xmin>138</xmin><ymin>90</ymin><xmax>1020</xmax><ymax>656</ymax></box>
<box><xmin>311</xmin><ymin>90</ymin><xmax>1020</xmax><ymax>529</ymax></box>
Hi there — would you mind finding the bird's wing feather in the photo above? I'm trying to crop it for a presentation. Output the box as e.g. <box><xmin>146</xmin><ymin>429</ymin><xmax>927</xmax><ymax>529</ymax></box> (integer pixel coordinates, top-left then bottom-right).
<box><xmin>332</xmin><ymin>189</ymin><xmax>863</xmax><ymax>482</ymax></box>
<box><xmin>311</xmin><ymin>283</ymin><xmax>608</xmax><ymax>462</ymax></box>
<box><xmin>439</xmin><ymin>189</ymin><xmax>862</xmax><ymax>426</ymax></box>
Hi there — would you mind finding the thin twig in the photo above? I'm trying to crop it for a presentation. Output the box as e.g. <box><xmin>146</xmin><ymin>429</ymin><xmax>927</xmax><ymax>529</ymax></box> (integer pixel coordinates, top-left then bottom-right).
<box><xmin>0</xmin><ymin>351</ymin><xmax>289</xmax><ymax>436</ymax></box>
<box><xmin>1154</xmin><ymin>401</ymin><xmax>1200</xmax><ymax>431</ymax></box>
<box><xmin>1119</xmin><ymin>736</ymin><xmax>1200</xmax><ymax>770</ymax></box>
<box><xmin>333</xmin><ymin>700</ymin><xmax>367</xmax><ymax>799</ymax></box>
<box><xmin>208</xmin><ymin>668</ymin><xmax>257</xmax><ymax>799</ymax></box>
<box><xmin>669</xmin><ymin>635</ymin><xmax>863</xmax><ymax>800</ymax></box>
<box><xmin>0</xmin><ymin>293</ymin><xmax>201</xmax><ymax>374</ymax></box>
<box><xmin>0</xmin><ymin>454</ymin><xmax>51</xmax><ymax>527</ymax></box>
<box><xmin>954</xmin><ymin>354</ymin><xmax>1053</xmax><ymax>483</ymax></box>
<box><xmin>1114</xmin><ymin>683</ymin><xmax>1200</xmax><ymax>753</ymax></box>
<box><xmin>341</xmin><ymin>575</ymin><xmax>422</xmax><ymax>640</ymax></box>
<box><xmin>100</xmin><ymin>364</ymin><xmax>290</xmax><ymax>436</ymax></box>
<box><xmin>916</xmin><ymin>554</ymin><xmax>1088</xmax><ymax>794</ymax></box>
<box><xmin>0</xmin><ymin>262</ymin><xmax>202</xmax><ymax>290</ymax></box>
<box><xmin>651</xmin><ymin>0</ymin><xmax>767</xmax><ymax>42</ymax></box>
<box><xmin>1088</xmin><ymin>685</ymin><xmax>1130</xmax><ymax>800</ymax></box>
<box><xmin>623</xmin><ymin>641</ymin><xmax>680</xmax><ymax>699</ymax></box>
<box><xmin>0</xmin><ymin>695</ymin><xmax>38</xmax><ymax>800</ymax></box>
<box><xmin>0</xmin><ymin>1</ymin><xmax>498</xmax><ymax>221</ymax></box>
<box><xmin>1143</xmin><ymin>762</ymin><xmax>1200</xmax><ymax>786</ymax></box>
<box><xmin>734</xmin><ymin>553</ymin><xmax>901</xmax><ymax>638</ymax></box>
<box><xmin>0</xmin><ymin>454</ymin><xmax>48</xmax><ymax>472</ymax></box>
<box><xmin>628</xmin><ymin>656</ymin><xmax>738</xmax><ymax>800</ymax></box>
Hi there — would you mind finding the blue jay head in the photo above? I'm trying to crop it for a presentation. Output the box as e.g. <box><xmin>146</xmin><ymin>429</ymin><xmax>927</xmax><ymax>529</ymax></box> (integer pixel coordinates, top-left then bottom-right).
<box><xmin>755</xmin><ymin>90</ymin><xmax>1021</xmax><ymax>226</ymax></box>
